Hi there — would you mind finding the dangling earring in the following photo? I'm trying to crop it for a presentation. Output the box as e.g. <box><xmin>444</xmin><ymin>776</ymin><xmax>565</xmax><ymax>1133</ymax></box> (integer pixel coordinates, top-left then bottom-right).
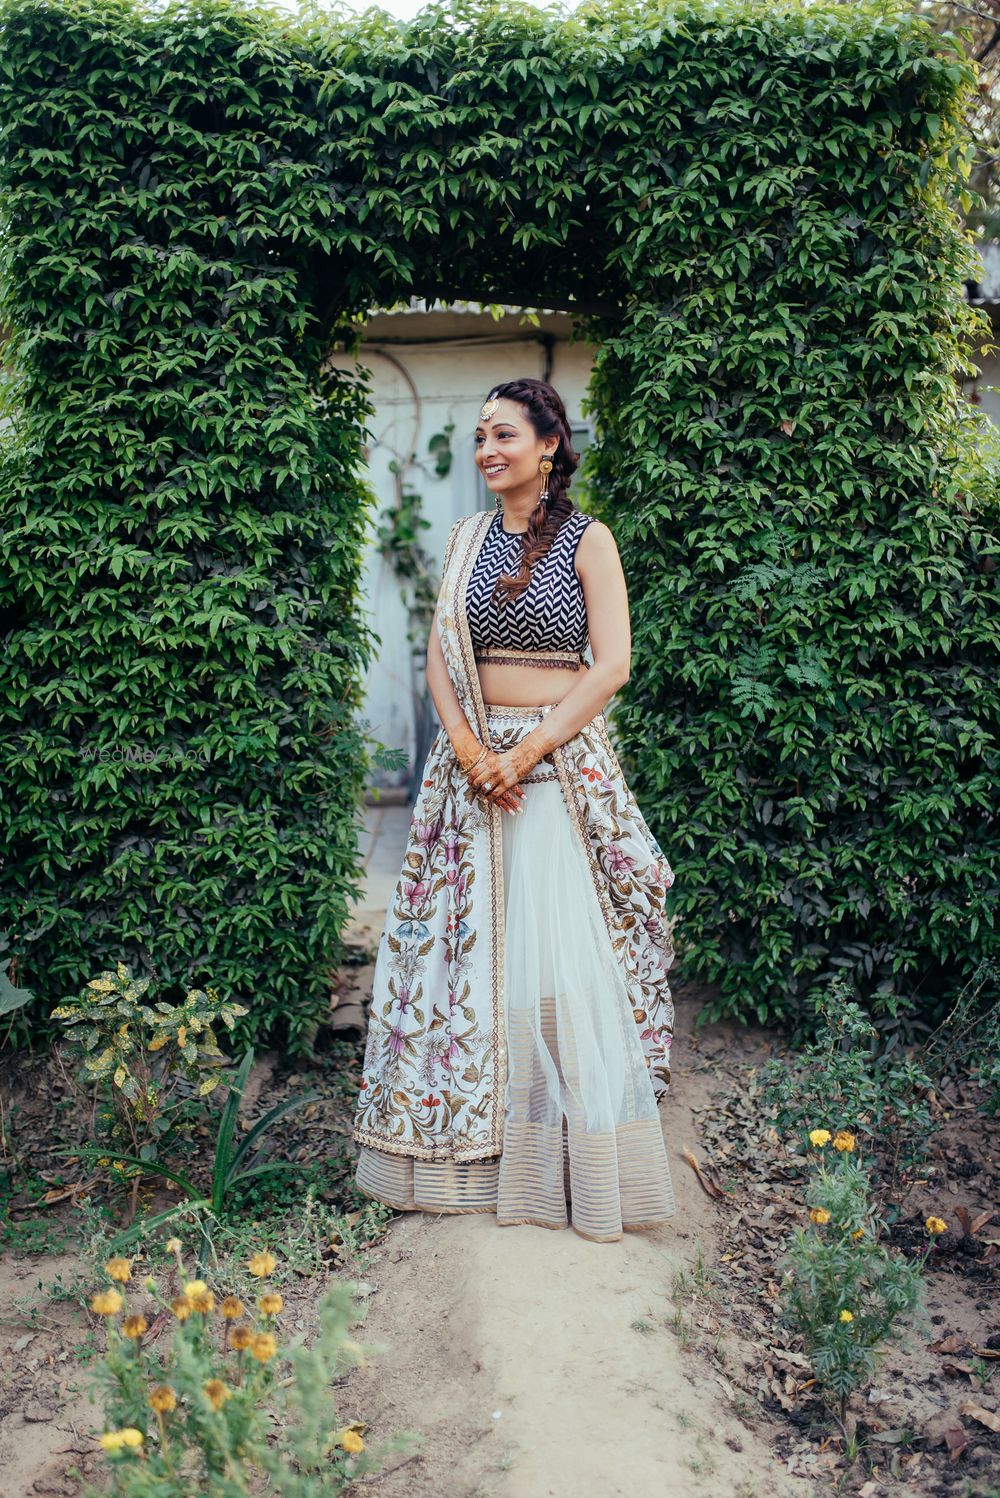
<box><xmin>538</xmin><ymin>454</ymin><xmax>554</xmax><ymax>504</ymax></box>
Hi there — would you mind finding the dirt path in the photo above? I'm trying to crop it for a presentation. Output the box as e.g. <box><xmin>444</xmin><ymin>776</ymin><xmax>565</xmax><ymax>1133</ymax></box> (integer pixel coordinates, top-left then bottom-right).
<box><xmin>339</xmin><ymin>993</ymin><xmax>818</xmax><ymax>1498</ymax></box>
<box><xmin>0</xmin><ymin>1252</ymin><xmax>99</xmax><ymax>1498</ymax></box>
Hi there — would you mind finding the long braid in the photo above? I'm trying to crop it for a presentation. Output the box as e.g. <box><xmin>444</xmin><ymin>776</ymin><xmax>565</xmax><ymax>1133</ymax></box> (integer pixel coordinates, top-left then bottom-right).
<box><xmin>486</xmin><ymin>378</ymin><xmax>581</xmax><ymax>606</ymax></box>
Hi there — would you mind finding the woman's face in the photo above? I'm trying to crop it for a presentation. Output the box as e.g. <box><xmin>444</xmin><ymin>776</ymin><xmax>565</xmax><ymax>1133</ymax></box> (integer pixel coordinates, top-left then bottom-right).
<box><xmin>474</xmin><ymin>398</ymin><xmax>557</xmax><ymax>498</ymax></box>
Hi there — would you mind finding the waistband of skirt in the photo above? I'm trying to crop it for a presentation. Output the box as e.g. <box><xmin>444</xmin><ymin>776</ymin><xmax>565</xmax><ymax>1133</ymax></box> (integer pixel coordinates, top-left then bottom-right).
<box><xmin>474</xmin><ymin>648</ymin><xmax>587</xmax><ymax>670</ymax></box>
<box><xmin>483</xmin><ymin>702</ymin><xmax>558</xmax><ymax>718</ymax></box>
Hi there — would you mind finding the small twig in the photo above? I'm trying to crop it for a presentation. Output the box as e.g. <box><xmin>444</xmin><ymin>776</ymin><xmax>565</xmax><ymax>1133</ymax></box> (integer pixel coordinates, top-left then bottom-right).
<box><xmin>9</xmin><ymin>1173</ymin><xmax>104</xmax><ymax>1211</ymax></box>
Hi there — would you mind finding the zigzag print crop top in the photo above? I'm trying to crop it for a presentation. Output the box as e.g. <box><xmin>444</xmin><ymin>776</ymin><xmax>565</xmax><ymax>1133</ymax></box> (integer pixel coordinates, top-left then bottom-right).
<box><xmin>465</xmin><ymin>508</ymin><xmax>597</xmax><ymax>654</ymax></box>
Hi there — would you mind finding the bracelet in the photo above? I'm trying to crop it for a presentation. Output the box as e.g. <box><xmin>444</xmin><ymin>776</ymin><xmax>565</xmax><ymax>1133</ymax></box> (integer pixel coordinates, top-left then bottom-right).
<box><xmin>460</xmin><ymin>744</ymin><xmax>489</xmax><ymax>774</ymax></box>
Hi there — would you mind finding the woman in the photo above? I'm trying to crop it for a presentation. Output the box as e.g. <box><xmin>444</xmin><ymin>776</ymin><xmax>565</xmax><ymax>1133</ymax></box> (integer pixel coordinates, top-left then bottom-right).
<box><xmin>352</xmin><ymin>378</ymin><xmax>678</xmax><ymax>1243</ymax></box>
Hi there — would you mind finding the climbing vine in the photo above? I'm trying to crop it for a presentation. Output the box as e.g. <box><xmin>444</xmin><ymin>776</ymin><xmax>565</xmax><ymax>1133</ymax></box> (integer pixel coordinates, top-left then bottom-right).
<box><xmin>0</xmin><ymin>0</ymin><xmax>996</xmax><ymax>1050</ymax></box>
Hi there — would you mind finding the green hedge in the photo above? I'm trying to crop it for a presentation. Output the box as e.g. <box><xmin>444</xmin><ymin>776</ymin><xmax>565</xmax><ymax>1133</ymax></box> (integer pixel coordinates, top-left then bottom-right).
<box><xmin>0</xmin><ymin>0</ymin><xmax>996</xmax><ymax>1051</ymax></box>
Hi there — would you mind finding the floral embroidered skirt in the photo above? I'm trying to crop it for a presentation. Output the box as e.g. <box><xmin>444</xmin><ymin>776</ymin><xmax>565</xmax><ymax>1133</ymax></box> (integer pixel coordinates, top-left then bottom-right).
<box><xmin>353</xmin><ymin>703</ymin><xmax>677</xmax><ymax>1244</ymax></box>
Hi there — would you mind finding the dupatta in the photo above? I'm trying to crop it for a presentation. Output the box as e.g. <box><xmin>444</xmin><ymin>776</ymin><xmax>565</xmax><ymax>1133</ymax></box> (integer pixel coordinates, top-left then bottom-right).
<box><xmin>352</xmin><ymin>510</ymin><xmax>677</xmax><ymax>1163</ymax></box>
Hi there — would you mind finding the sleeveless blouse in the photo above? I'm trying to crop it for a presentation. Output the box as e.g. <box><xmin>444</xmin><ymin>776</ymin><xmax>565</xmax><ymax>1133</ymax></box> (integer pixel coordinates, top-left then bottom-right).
<box><xmin>465</xmin><ymin>509</ymin><xmax>597</xmax><ymax>654</ymax></box>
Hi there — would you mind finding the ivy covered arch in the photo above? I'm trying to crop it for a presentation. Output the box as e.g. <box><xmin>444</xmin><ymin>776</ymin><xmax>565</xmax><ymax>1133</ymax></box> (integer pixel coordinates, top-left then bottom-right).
<box><xmin>0</xmin><ymin>0</ymin><xmax>996</xmax><ymax>1053</ymax></box>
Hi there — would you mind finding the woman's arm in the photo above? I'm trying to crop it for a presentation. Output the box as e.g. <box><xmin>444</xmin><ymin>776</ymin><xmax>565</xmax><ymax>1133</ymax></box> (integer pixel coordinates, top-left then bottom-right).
<box><xmin>425</xmin><ymin>598</ymin><xmax>482</xmax><ymax>769</ymax></box>
<box><xmin>423</xmin><ymin>520</ymin><xmax>480</xmax><ymax>768</ymax></box>
<box><xmin>427</xmin><ymin>599</ymin><xmax>525</xmax><ymax>814</ymax></box>
<box><xmin>424</xmin><ymin>518</ymin><xmax>525</xmax><ymax>814</ymax></box>
<box><xmin>505</xmin><ymin>519</ymin><xmax>631</xmax><ymax>767</ymax></box>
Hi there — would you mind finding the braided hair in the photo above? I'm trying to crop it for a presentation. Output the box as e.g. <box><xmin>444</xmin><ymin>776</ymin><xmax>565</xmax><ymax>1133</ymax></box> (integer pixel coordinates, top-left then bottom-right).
<box><xmin>486</xmin><ymin>378</ymin><xmax>582</xmax><ymax>606</ymax></box>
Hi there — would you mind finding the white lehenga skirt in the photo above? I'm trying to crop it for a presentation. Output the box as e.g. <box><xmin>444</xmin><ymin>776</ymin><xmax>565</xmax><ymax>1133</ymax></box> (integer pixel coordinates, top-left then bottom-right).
<box><xmin>354</xmin><ymin>702</ymin><xmax>677</xmax><ymax>1243</ymax></box>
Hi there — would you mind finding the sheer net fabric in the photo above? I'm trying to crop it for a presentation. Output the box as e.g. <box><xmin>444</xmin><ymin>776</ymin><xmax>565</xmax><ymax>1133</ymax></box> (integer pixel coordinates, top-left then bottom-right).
<box><xmin>354</xmin><ymin>704</ymin><xmax>677</xmax><ymax>1243</ymax></box>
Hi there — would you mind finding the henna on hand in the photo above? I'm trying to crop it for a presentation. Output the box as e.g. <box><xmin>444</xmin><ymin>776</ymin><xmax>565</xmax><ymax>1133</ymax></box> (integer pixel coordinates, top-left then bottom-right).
<box><xmin>465</xmin><ymin>747</ymin><xmax>527</xmax><ymax>814</ymax></box>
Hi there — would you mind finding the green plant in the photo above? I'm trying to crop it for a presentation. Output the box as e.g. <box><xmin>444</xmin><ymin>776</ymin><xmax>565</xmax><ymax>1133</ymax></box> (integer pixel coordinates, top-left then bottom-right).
<box><xmin>50</xmin><ymin>962</ymin><xmax>248</xmax><ymax>1222</ymax></box>
<box><xmin>777</xmin><ymin>1146</ymin><xmax>927</xmax><ymax>1428</ymax></box>
<box><xmin>375</xmin><ymin>420</ymin><xmax>458</xmax><ymax>790</ymax></box>
<box><xmin>0</xmin><ymin>929</ymin><xmax>33</xmax><ymax>1027</ymax></box>
<box><xmin>53</xmin><ymin>962</ymin><xmax>248</xmax><ymax>1138</ymax></box>
<box><xmin>62</xmin><ymin>1049</ymin><xmax>320</xmax><ymax>1265</ymax></box>
<box><xmin>78</xmin><ymin>1243</ymin><xmax>417</xmax><ymax>1495</ymax></box>
<box><xmin>759</xmin><ymin>978</ymin><xmax>938</xmax><ymax>1216</ymax></box>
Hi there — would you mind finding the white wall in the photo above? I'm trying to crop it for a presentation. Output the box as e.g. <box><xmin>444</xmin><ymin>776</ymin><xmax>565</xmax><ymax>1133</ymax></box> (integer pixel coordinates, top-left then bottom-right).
<box><xmin>325</xmin><ymin>307</ymin><xmax>596</xmax><ymax>789</ymax></box>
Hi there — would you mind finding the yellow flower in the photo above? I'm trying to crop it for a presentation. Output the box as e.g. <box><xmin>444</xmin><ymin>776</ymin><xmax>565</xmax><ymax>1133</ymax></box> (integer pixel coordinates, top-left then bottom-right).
<box><xmin>148</xmin><ymin>1385</ymin><xmax>177</xmax><ymax>1413</ymax></box>
<box><xmin>809</xmin><ymin>1208</ymin><xmax>831</xmax><ymax>1225</ymax></box>
<box><xmin>247</xmin><ymin>1251</ymin><xmax>277</xmax><ymax>1278</ymax></box>
<box><xmin>852</xmin><ymin>1228</ymin><xmax>865</xmax><ymax>1239</ymax></box>
<box><xmin>337</xmin><ymin>1427</ymin><xmax>366</xmax><ymax>1453</ymax></box>
<box><xmin>190</xmin><ymin>1290</ymin><xmax>215</xmax><ymax>1315</ymax></box>
<box><xmin>91</xmin><ymin>1289</ymin><xmax>124</xmax><ymax>1316</ymax></box>
<box><xmin>925</xmin><ymin>1216</ymin><xmax>948</xmax><ymax>1236</ymax></box>
<box><xmin>122</xmin><ymin>1314</ymin><xmax>148</xmax><ymax>1340</ymax></box>
<box><xmin>832</xmin><ymin>1131</ymin><xmax>856</xmax><ymax>1152</ymax></box>
<box><xmin>249</xmin><ymin>1331</ymin><xmax>277</xmax><ymax>1363</ymax></box>
<box><xmin>230</xmin><ymin>1323</ymin><xmax>253</xmax><ymax>1351</ymax></box>
<box><xmin>170</xmin><ymin>1296</ymin><xmax>192</xmax><ymax>1322</ymax></box>
<box><xmin>203</xmin><ymin>1379</ymin><xmax>231</xmax><ymax>1411</ymax></box>
<box><xmin>221</xmin><ymin>1295</ymin><xmax>244</xmax><ymax>1320</ymax></box>
<box><xmin>164</xmin><ymin>1237</ymin><xmax>182</xmax><ymax>1255</ymax></box>
<box><xmin>100</xmin><ymin>1427</ymin><xmax>143</xmax><ymax>1452</ymax></box>
<box><xmin>182</xmin><ymin>1279</ymin><xmax>208</xmax><ymax>1299</ymax></box>
<box><xmin>808</xmin><ymin>1128</ymin><xmax>832</xmax><ymax>1147</ymax></box>
<box><xmin>839</xmin><ymin>1309</ymin><xmax>854</xmax><ymax>1323</ymax></box>
<box><xmin>104</xmin><ymin>1257</ymin><xmax>132</xmax><ymax>1283</ymax></box>
<box><xmin>258</xmin><ymin>1292</ymin><xmax>283</xmax><ymax>1317</ymax></box>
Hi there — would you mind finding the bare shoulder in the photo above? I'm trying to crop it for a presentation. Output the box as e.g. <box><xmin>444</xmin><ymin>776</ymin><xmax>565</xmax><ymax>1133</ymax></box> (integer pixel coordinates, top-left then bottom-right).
<box><xmin>573</xmin><ymin>517</ymin><xmax>621</xmax><ymax>577</ymax></box>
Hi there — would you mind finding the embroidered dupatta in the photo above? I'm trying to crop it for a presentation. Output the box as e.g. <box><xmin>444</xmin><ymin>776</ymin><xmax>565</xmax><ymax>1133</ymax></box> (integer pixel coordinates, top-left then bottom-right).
<box><xmin>352</xmin><ymin>511</ymin><xmax>677</xmax><ymax>1163</ymax></box>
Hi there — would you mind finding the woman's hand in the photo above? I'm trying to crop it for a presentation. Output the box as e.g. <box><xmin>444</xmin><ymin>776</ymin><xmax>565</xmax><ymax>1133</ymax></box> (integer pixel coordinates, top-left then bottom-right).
<box><xmin>466</xmin><ymin>743</ymin><xmax>540</xmax><ymax>814</ymax></box>
<box><xmin>453</xmin><ymin>736</ymin><xmax>523</xmax><ymax>814</ymax></box>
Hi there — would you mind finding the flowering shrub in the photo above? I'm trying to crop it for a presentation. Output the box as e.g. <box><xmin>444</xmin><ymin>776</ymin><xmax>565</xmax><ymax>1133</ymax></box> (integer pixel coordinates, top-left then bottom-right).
<box><xmin>777</xmin><ymin>1129</ymin><xmax>943</xmax><ymax>1424</ymax></box>
<box><xmin>759</xmin><ymin>980</ymin><xmax>937</xmax><ymax>1215</ymax></box>
<box><xmin>80</xmin><ymin>1239</ymin><xmax>417</xmax><ymax>1495</ymax></box>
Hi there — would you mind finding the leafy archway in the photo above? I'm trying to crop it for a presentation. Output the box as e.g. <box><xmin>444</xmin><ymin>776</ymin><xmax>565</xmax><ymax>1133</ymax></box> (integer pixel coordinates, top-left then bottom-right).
<box><xmin>0</xmin><ymin>0</ymin><xmax>996</xmax><ymax>1054</ymax></box>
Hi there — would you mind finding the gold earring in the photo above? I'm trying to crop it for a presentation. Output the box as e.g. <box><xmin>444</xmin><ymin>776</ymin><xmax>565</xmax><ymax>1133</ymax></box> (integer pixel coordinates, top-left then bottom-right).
<box><xmin>539</xmin><ymin>455</ymin><xmax>553</xmax><ymax>502</ymax></box>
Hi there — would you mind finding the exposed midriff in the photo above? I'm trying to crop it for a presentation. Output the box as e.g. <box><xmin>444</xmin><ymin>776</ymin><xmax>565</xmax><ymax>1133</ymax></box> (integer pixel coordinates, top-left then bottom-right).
<box><xmin>476</xmin><ymin>658</ymin><xmax>581</xmax><ymax>708</ymax></box>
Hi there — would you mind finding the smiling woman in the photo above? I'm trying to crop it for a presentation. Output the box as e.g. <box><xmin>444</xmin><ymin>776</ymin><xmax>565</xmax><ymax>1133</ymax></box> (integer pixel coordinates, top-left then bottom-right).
<box><xmin>467</xmin><ymin>381</ymin><xmax>612</xmax><ymax>713</ymax></box>
<box><xmin>351</xmin><ymin>378</ymin><xmax>679</xmax><ymax>1243</ymax></box>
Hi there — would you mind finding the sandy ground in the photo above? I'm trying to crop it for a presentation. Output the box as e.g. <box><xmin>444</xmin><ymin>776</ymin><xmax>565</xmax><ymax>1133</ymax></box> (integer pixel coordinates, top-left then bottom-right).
<box><xmin>337</xmin><ymin>993</ymin><xmax>818</xmax><ymax>1498</ymax></box>
<box><xmin>0</xmin><ymin>1253</ymin><xmax>101</xmax><ymax>1498</ymax></box>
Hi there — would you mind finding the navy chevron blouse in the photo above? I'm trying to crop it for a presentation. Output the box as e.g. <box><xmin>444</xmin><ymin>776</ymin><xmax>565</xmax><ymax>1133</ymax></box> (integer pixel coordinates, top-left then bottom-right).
<box><xmin>465</xmin><ymin>508</ymin><xmax>597</xmax><ymax>654</ymax></box>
